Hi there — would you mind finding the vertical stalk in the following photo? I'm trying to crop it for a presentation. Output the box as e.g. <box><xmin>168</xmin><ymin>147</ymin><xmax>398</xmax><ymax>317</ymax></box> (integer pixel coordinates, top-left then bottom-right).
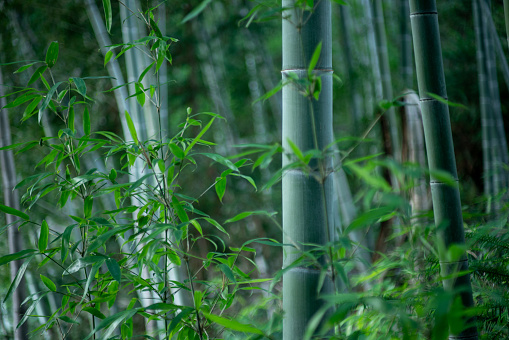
<box><xmin>504</xmin><ymin>0</ymin><xmax>509</xmax><ymax>48</ymax></box>
<box><xmin>282</xmin><ymin>1</ymin><xmax>333</xmax><ymax>338</ymax></box>
<box><xmin>373</xmin><ymin>0</ymin><xmax>401</xmax><ymax>160</ymax></box>
<box><xmin>400</xmin><ymin>0</ymin><xmax>413</xmax><ymax>88</ymax></box>
<box><xmin>0</xmin><ymin>40</ymin><xmax>29</xmax><ymax>340</ymax></box>
<box><xmin>409</xmin><ymin>1</ymin><xmax>478</xmax><ymax>339</ymax></box>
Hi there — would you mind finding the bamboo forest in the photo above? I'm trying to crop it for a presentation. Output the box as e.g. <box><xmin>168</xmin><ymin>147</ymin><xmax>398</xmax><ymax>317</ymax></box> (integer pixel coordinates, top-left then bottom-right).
<box><xmin>1</xmin><ymin>0</ymin><xmax>509</xmax><ymax>339</ymax></box>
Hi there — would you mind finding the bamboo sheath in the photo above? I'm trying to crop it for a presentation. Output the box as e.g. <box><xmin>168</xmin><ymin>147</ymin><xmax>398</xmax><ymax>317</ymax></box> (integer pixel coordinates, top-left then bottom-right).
<box><xmin>282</xmin><ymin>0</ymin><xmax>333</xmax><ymax>338</ymax></box>
<box><xmin>409</xmin><ymin>1</ymin><xmax>478</xmax><ymax>339</ymax></box>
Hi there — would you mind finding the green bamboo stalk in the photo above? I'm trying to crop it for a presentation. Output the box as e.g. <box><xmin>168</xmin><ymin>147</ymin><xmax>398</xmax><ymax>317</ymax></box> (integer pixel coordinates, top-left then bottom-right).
<box><xmin>409</xmin><ymin>1</ymin><xmax>478</xmax><ymax>339</ymax></box>
<box><xmin>282</xmin><ymin>1</ymin><xmax>333</xmax><ymax>338</ymax></box>
<box><xmin>504</xmin><ymin>0</ymin><xmax>509</xmax><ymax>47</ymax></box>
<box><xmin>400</xmin><ymin>0</ymin><xmax>413</xmax><ymax>88</ymax></box>
<box><xmin>373</xmin><ymin>0</ymin><xmax>401</xmax><ymax>160</ymax></box>
<box><xmin>0</xmin><ymin>41</ymin><xmax>29</xmax><ymax>340</ymax></box>
<box><xmin>474</xmin><ymin>0</ymin><xmax>495</xmax><ymax>205</ymax></box>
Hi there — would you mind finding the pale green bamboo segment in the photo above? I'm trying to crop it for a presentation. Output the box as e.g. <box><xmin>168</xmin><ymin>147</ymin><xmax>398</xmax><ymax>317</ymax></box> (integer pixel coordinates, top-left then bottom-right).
<box><xmin>504</xmin><ymin>0</ymin><xmax>509</xmax><ymax>47</ymax></box>
<box><xmin>282</xmin><ymin>0</ymin><xmax>333</xmax><ymax>338</ymax></box>
<box><xmin>473</xmin><ymin>0</ymin><xmax>495</xmax><ymax>202</ymax></box>
<box><xmin>373</xmin><ymin>0</ymin><xmax>401</xmax><ymax>160</ymax></box>
<box><xmin>409</xmin><ymin>1</ymin><xmax>478</xmax><ymax>339</ymax></box>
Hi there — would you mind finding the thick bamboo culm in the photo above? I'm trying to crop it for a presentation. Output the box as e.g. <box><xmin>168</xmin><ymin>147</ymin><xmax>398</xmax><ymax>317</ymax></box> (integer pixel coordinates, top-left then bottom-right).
<box><xmin>409</xmin><ymin>1</ymin><xmax>479</xmax><ymax>339</ymax></box>
<box><xmin>282</xmin><ymin>0</ymin><xmax>333</xmax><ymax>338</ymax></box>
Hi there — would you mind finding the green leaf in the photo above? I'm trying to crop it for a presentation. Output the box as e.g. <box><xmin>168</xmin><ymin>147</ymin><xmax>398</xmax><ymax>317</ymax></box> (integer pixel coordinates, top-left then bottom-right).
<box><xmin>219</xmin><ymin>264</ymin><xmax>236</xmax><ymax>282</ymax></box>
<box><xmin>14</xmin><ymin>62</ymin><xmax>39</xmax><ymax>74</ymax></box>
<box><xmin>138</xmin><ymin>61</ymin><xmax>155</xmax><ymax>83</ymax></box>
<box><xmin>45</xmin><ymin>41</ymin><xmax>59</xmax><ymax>68</ymax></box>
<box><xmin>181</xmin><ymin>0</ymin><xmax>213</xmax><ymax>23</ymax></box>
<box><xmin>40</xmin><ymin>274</ymin><xmax>57</xmax><ymax>291</ymax></box>
<box><xmin>22</xmin><ymin>96</ymin><xmax>42</xmax><ymax>121</ymax></box>
<box><xmin>0</xmin><ymin>249</ymin><xmax>36</xmax><ymax>267</ymax></box>
<box><xmin>65</xmin><ymin>256</ymin><xmax>106</xmax><ymax>275</ymax></box>
<box><xmin>172</xmin><ymin>196</ymin><xmax>189</xmax><ymax>223</ymax></box>
<box><xmin>71</xmin><ymin>77</ymin><xmax>87</xmax><ymax>98</ymax></box>
<box><xmin>38</xmin><ymin>220</ymin><xmax>49</xmax><ymax>252</ymax></box>
<box><xmin>169</xmin><ymin>143</ymin><xmax>185</xmax><ymax>159</ymax></box>
<box><xmin>225</xmin><ymin>210</ymin><xmax>276</xmax><ymax>223</ymax></box>
<box><xmin>102</xmin><ymin>0</ymin><xmax>112</xmax><ymax>33</ymax></box>
<box><xmin>204</xmin><ymin>217</ymin><xmax>228</xmax><ymax>236</ymax></box>
<box><xmin>0</xmin><ymin>204</ymin><xmax>29</xmax><ymax>220</ymax></box>
<box><xmin>215</xmin><ymin>177</ymin><xmax>227</xmax><ymax>203</ymax></box>
<box><xmin>83</xmin><ymin>307</ymin><xmax>106</xmax><ymax>319</ymax></box>
<box><xmin>125</xmin><ymin>111</ymin><xmax>139</xmax><ymax>144</ymax></box>
<box><xmin>61</xmin><ymin>224</ymin><xmax>75</xmax><ymax>262</ymax></box>
<box><xmin>39</xmin><ymin>81</ymin><xmax>63</xmax><ymax>124</ymax></box>
<box><xmin>427</xmin><ymin>92</ymin><xmax>468</xmax><ymax>109</ymax></box>
<box><xmin>198</xmin><ymin>153</ymin><xmax>238</xmax><ymax>172</ymax></box>
<box><xmin>28</xmin><ymin>65</ymin><xmax>47</xmax><ymax>85</ymax></box>
<box><xmin>83</xmin><ymin>107</ymin><xmax>91</xmax><ymax>135</ymax></box>
<box><xmin>345</xmin><ymin>206</ymin><xmax>396</xmax><ymax>234</ymax></box>
<box><xmin>106</xmin><ymin>258</ymin><xmax>121</xmax><ymax>283</ymax></box>
<box><xmin>4</xmin><ymin>257</ymin><xmax>33</xmax><ymax>303</ymax></box>
<box><xmin>104</xmin><ymin>50</ymin><xmax>113</xmax><ymax>66</ymax></box>
<box><xmin>84</xmin><ymin>309</ymin><xmax>139</xmax><ymax>340</ymax></box>
<box><xmin>184</xmin><ymin>115</ymin><xmax>216</xmax><ymax>154</ymax></box>
<box><xmin>287</xmin><ymin>139</ymin><xmax>305</xmax><ymax>163</ymax></box>
<box><xmin>135</xmin><ymin>82</ymin><xmax>145</xmax><ymax>106</ymax></box>
<box><xmin>308</xmin><ymin>42</ymin><xmax>322</xmax><ymax>76</ymax></box>
<box><xmin>202</xmin><ymin>313</ymin><xmax>264</xmax><ymax>335</ymax></box>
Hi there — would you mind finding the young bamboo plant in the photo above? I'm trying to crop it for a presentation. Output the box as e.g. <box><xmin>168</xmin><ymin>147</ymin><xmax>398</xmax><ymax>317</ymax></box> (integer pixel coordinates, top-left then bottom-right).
<box><xmin>0</xmin><ymin>4</ymin><xmax>274</xmax><ymax>339</ymax></box>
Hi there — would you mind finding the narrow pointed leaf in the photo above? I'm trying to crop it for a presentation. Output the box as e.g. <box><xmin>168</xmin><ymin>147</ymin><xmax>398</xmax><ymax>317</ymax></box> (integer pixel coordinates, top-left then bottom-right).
<box><xmin>0</xmin><ymin>204</ymin><xmax>29</xmax><ymax>220</ymax></box>
<box><xmin>4</xmin><ymin>257</ymin><xmax>33</xmax><ymax>303</ymax></box>
<box><xmin>40</xmin><ymin>274</ymin><xmax>57</xmax><ymax>292</ymax></box>
<box><xmin>102</xmin><ymin>0</ymin><xmax>112</xmax><ymax>33</ymax></box>
<box><xmin>38</xmin><ymin>220</ymin><xmax>49</xmax><ymax>252</ymax></box>
<box><xmin>124</xmin><ymin>111</ymin><xmax>139</xmax><ymax>144</ymax></box>
<box><xmin>45</xmin><ymin>41</ymin><xmax>59</xmax><ymax>68</ymax></box>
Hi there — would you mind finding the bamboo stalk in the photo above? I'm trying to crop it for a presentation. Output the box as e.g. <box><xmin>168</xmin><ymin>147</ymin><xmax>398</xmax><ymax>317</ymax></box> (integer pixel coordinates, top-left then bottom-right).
<box><xmin>282</xmin><ymin>0</ymin><xmax>333</xmax><ymax>338</ymax></box>
<box><xmin>409</xmin><ymin>1</ymin><xmax>478</xmax><ymax>338</ymax></box>
<box><xmin>0</xmin><ymin>40</ymin><xmax>29</xmax><ymax>340</ymax></box>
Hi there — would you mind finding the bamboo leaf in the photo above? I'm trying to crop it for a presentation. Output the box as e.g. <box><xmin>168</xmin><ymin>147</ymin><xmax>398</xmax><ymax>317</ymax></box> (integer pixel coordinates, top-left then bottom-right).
<box><xmin>84</xmin><ymin>308</ymin><xmax>138</xmax><ymax>340</ymax></box>
<box><xmin>0</xmin><ymin>204</ymin><xmax>29</xmax><ymax>220</ymax></box>
<box><xmin>39</xmin><ymin>81</ymin><xmax>63</xmax><ymax>124</ymax></box>
<box><xmin>4</xmin><ymin>257</ymin><xmax>33</xmax><ymax>303</ymax></box>
<box><xmin>181</xmin><ymin>0</ymin><xmax>213</xmax><ymax>23</ymax></box>
<box><xmin>45</xmin><ymin>41</ymin><xmax>59</xmax><ymax>68</ymax></box>
<box><xmin>104</xmin><ymin>50</ymin><xmax>113</xmax><ymax>66</ymax></box>
<box><xmin>308</xmin><ymin>42</ymin><xmax>322</xmax><ymax>76</ymax></box>
<box><xmin>225</xmin><ymin>210</ymin><xmax>276</xmax><ymax>223</ymax></box>
<box><xmin>38</xmin><ymin>220</ymin><xmax>49</xmax><ymax>252</ymax></box>
<box><xmin>71</xmin><ymin>77</ymin><xmax>87</xmax><ymax>98</ymax></box>
<box><xmin>198</xmin><ymin>152</ymin><xmax>238</xmax><ymax>172</ymax></box>
<box><xmin>61</xmin><ymin>224</ymin><xmax>75</xmax><ymax>262</ymax></box>
<box><xmin>215</xmin><ymin>177</ymin><xmax>227</xmax><ymax>203</ymax></box>
<box><xmin>83</xmin><ymin>107</ymin><xmax>91</xmax><ymax>135</ymax></box>
<box><xmin>138</xmin><ymin>61</ymin><xmax>155</xmax><ymax>83</ymax></box>
<box><xmin>169</xmin><ymin>143</ymin><xmax>185</xmax><ymax>159</ymax></box>
<box><xmin>124</xmin><ymin>111</ymin><xmax>139</xmax><ymax>144</ymax></box>
<box><xmin>184</xmin><ymin>115</ymin><xmax>215</xmax><ymax>154</ymax></box>
<box><xmin>202</xmin><ymin>312</ymin><xmax>264</xmax><ymax>335</ymax></box>
<box><xmin>40</xmin><ymin>274</ymin><xmax>57</xmax><ymax>292</ymax></box>
<box><xmin>172</xmin><ymin>196</ymin><xmax>189</xmax><ymax>223</ymax></box>
<box><xmin>106</xmin><ymin>258</ymin><xmax>121</xmax><ymax>283</ymax></box>
<box><xmin>82</xmin><ymin>307</ymin><xmax>106</xmax><ymax>319</ymax></box>
<box><xmin>219</xmin><ymin>263</ymin><xmax>236</xmax><ymax>282</ymax></box>
<box><xmin>135</xmin><ymin>82</ymin><xmax>145</xmax><ymax>106</ymax></box>
<box><xmin>28</xmin><ymin>65</ymin><xmax>47</xmax><ymax>85</ymax></box>
<box><xmin>102</xmin><ymin>0</ymin><xmax>112</xmax><ymax>33</ymax></box>
<box><xmin>14</xmin><ymin>62</ymin><xmax>39</xmax><ymax>74</ymax></box>
<box><xmin>0</xmin><ymin>249</ymin><xmax>36</xmax><ymax>267</ymax></box>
